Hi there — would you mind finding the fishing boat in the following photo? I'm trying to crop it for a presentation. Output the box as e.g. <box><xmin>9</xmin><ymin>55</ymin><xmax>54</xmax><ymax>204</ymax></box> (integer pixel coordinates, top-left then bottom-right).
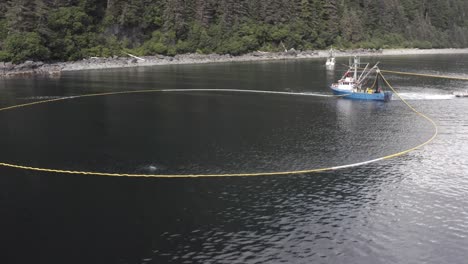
<box><xmin>325</xmin><ymin>47</ymin><xmax>335</xmax><ymax>67</ymax></box>
<box><xmin>330</xmin><ymin>57</ymin><xmax>393</xmax><ymax>102</ymax></box>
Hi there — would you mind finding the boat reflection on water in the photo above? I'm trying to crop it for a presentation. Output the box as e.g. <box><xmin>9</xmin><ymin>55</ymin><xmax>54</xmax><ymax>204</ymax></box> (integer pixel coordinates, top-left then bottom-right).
<box><xmin>334</xmin><ymin>97</ymin><xmax>388</xmax><ymax>128</ymax></box>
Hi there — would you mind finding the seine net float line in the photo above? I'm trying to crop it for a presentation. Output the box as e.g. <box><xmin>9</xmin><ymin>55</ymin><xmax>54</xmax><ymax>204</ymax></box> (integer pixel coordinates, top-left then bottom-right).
<box><xmin>0</xmin><ymin>82</ymin><xmax>438</xmax><ymax>178</ymax></box>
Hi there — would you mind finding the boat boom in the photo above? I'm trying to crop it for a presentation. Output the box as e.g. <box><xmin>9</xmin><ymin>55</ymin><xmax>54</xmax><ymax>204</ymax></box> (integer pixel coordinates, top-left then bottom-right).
<box><xmin>358</xmin><ymin>63</ymin><xmax>370</xmax><ymax>83</ymax></box>
<box><xmin>359</xmin><ymin>62</ymin><xmax>380</xmax><ymax>85</ymax></box>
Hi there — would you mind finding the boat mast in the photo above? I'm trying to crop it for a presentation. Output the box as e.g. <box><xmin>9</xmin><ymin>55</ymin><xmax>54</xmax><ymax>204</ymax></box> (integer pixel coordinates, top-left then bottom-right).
<box><xmin>353</xmin><ymin>56</ymin><xmax>358</xmax><ymax>80</ymax></box>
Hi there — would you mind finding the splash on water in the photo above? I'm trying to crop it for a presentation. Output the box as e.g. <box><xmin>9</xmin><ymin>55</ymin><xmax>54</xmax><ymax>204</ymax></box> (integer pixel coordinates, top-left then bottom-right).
<box><xmin>396</xmin><ymin>93</ymin><xmax>456</xmax><ymax>100</ymax></box>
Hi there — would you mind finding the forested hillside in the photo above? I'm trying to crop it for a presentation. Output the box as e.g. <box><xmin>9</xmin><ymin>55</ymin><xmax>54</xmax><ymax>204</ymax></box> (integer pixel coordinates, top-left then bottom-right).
<box><xmin>1</xmin><ymin>0</ymin><xmax>468</xmax><ymax>63</ymax></box>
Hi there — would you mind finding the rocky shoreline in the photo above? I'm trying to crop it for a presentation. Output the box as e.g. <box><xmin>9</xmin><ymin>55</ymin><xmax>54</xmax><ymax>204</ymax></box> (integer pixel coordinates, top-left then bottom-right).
<box><xmin>2</xmin><ymin>48</ymin><xmax>468</xmax><ymax>77</ymax></box>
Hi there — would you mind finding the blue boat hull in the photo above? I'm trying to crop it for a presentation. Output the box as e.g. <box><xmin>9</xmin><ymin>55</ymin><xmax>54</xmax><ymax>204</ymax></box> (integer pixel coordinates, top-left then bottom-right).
<box><xmin>331</xmin><ymin>87</ymin><xmax>392</xmax><ymax>102</ymax></box>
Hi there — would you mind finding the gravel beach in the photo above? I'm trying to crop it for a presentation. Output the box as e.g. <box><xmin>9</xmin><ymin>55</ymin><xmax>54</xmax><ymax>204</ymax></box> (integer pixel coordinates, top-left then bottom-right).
<box><xmin>2</xmin><ymin>48</ymin><xmax>468</xmax><ymax>77</ymax></box>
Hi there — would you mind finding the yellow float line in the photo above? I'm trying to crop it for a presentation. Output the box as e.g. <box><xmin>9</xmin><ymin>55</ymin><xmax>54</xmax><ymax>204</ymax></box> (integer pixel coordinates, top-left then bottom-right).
<box><xmin>379</xmin><ymin>73</ymin><xmax>438</xmax><ymax>157</ymax></box>
<box><xmin>379</xmin><ymin>69</ymin><xmax>468</xmax><ymax>81</ymax></box>
<box><xmin>0</xmin><ymin>86</ymin><xmax>437</xmax><ymax>178</ymax></box>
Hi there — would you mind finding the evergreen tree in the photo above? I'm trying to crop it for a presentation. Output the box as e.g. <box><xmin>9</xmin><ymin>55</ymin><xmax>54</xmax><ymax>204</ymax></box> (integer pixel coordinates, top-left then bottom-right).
<box><xmin>2</xmin><ymin>0</ymin><xmax>468</xmax><ymax>62</ymax></box>
<box><xmin>6</xmin><ymin>0</ymin><xmax>39</xmax><ymax>33</ymax></box>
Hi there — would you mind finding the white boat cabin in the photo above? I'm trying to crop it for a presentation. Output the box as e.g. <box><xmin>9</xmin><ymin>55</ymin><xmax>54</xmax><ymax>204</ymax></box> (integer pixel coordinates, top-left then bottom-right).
<box><xmin>331</xmin><ymin>76</ymin><xmax>356</xmax><ymax>91</ymax></box>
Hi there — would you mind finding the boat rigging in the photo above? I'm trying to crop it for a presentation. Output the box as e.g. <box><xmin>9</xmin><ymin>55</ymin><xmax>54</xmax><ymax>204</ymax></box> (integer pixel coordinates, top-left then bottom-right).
<box><xmin>330</xmin><ymin>56</ymin><xmax>393</xmax><ymax>102</ymax></box>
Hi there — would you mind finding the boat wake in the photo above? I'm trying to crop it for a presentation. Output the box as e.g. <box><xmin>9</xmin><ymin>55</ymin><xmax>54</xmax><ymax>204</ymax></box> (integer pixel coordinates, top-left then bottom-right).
<box><xmin>19</xmin><ymin>96</ymin><xmax>76</xmax><ymax>100</ymax></box>
<box><xmin>17</xmin><ymin>90</ymin><xmax>457</xmax><ymax>102</ymax></box>
<box><xmin>396</xmin><ymin>93</ymin><xmax>455</xmax><ymax>100</ymax></box>
<box><xmin>161</xmin><ymin>89</ymin><xmax>336</xmax><ymax>97</ymax></box>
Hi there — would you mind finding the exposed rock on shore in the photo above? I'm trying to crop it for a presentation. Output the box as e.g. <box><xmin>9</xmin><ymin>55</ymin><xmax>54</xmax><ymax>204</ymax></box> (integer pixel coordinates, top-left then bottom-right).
<box><xmin>0</xmin><ymin>61</ymin><xmax>62</xmax><ymax>77</ymax></box>
<box><xmin>1</xmin><ymin>48</ymin><xmax>468</xmax><ymax>78</ymax></box>
<box><xmin>58</xmin><ymin>49</ymin><xmax>379</xmax><ymax>72</ymax></box>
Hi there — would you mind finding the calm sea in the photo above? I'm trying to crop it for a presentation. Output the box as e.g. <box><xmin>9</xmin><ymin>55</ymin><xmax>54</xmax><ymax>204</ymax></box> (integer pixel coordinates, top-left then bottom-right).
<box><xmin>0</xmin><ymin>54</ymin><xmax>467</xmax><ymax>264</ymax></box>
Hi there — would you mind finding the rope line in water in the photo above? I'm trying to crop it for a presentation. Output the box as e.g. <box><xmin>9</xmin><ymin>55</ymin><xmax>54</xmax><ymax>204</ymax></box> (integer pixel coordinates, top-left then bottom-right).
<box><xmin>379</xmin><ymin>72</ymin><xmax>438</xmax><ymax>158</ymax></box>
<box><xmin>0</xmin><ymin>86</ymin><xmax>437</xmax><ymax>178</ymax></box>
<box><xmin>379</xmin><ymin>69</ymin><xmax>468</xmax><ymax>81</ymax></box>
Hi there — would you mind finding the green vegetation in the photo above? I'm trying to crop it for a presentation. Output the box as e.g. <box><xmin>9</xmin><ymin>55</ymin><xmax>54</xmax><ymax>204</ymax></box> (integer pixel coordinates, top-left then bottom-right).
<box><xmin>4</xmin><ymin>32</ymin><xmax>50</xmax><ymax>63</ymax></box>
<box><xmin>1</xmin><ymin>0</ymin><xmax>468</xmax><ymax>63</ymax></box>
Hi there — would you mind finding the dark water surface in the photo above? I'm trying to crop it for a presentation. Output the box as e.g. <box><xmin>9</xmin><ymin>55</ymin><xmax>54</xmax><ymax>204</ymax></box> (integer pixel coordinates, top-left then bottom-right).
<box><xmin>0</xmin><ymin>55</ymin><xmax>467</xmax><ymax>264</ymax></box>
